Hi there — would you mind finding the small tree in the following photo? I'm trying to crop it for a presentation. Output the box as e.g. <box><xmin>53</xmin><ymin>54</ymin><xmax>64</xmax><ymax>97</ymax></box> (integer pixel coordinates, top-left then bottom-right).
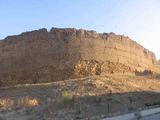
<box><xmin>0</xmin><ymin>79</ymin><xmax>2</xmax><ymax>87</ymax></box>
<box><xmin>33</xmin><ymin>72</ymin><xmax>39</xmax><ymax>84</ymax></box>
<box><xmin>107</xmin><ymin>90</ymin><xmax>112</xmax><ymax>113</ymax></box>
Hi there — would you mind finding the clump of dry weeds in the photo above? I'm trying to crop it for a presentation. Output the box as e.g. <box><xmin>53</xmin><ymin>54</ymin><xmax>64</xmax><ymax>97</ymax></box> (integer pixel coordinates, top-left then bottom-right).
<box><xmin>0</xmin><ymin>98</ymin><xmax>14</xmax><ymax>110</ymax></box>
<box><xmin>17</xmin><ymin>96</ymin><xmax>39</xmax><ymax>107</ymax></box>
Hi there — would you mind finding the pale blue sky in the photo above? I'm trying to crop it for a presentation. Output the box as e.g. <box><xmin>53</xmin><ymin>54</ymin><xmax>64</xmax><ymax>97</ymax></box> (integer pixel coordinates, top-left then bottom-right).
<box><xmin>0</xmin><ymin>0</ymin><xmax>160</xmax><ymax>59</ymax></box>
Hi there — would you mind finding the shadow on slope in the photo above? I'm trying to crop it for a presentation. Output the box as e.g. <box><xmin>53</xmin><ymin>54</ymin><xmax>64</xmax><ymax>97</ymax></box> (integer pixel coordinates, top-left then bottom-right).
<box><xmin>135</xmin><ymin>69</ymin><xmax>160</xmax><ymax>79</ymax></box>
<box><xmin>70</xmin><ymin>91</ymin><xmax>160</xmax><ymax>119</ymax></box>
<box><xmin>0</xmin><ymin>85</ymin><xmax>160</xmax><ymax>119</ymax></box>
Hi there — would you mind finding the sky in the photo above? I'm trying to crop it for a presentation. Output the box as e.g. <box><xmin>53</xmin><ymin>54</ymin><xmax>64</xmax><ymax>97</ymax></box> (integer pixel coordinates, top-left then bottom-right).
<box><xmin>0</xmin><ymin>0</ymin><xmax>160</xmax><ymax>59</ymax></box>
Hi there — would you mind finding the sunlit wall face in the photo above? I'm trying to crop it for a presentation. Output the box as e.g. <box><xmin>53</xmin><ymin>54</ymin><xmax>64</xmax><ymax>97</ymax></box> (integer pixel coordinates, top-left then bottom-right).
<box><xmin>0</xmin><ymin>0</ymin><xmax>159</xmax><ymax>59</ymax></box>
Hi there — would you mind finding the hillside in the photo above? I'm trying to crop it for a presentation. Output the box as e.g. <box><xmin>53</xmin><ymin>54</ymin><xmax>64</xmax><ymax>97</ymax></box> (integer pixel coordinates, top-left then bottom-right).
<box><xmin>0</xmin><ymin>28</ymin><xmax>160</xmax><ymax>119</ymax></box>
<box><xmin>0</xmin><ymin>28</ymin><xmax>158</xmax><ymax>86</ymax></box>
<box><xmin>0</xmin><ymin>74</ymin><xmax>160</xmax><ymax>120</ymax></box>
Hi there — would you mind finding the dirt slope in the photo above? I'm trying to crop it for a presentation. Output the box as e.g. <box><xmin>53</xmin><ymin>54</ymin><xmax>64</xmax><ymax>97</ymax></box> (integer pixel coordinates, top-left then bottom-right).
<box><xmin>0</xmin><ymin>74</ymin><xmax>160</xmax><ymax>120</ymax></box>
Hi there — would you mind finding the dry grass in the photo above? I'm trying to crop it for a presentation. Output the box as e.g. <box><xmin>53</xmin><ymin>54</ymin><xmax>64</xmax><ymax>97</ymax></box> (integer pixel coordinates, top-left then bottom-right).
<box><xmin>0</xmin><ymin>97</ymin><xmax>39</xmax><ymax>110</ymax></box>
<box><xmin>18</xmin><ymin>96</ymin><xmax>39</xmax><ymax>107</ymax></box>
<box><xmin>0</xmin><ymin>98</ymin><xmax>14</xmax><ymax>110</ymax></box>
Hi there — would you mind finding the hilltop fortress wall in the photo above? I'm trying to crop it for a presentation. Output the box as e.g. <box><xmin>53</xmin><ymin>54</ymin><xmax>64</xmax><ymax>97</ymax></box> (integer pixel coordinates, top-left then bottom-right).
<box><xmin>0</xmin><ymin>28</ymin><xmax>157</xmax><ymax>86</ymax></box>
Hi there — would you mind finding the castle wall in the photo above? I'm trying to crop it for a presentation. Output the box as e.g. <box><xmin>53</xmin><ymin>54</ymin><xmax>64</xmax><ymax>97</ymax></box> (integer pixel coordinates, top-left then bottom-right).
<box><xmin>0</xmin><ymin>28</ymin><xmax>157</xmax><ymax>86</ymax></box>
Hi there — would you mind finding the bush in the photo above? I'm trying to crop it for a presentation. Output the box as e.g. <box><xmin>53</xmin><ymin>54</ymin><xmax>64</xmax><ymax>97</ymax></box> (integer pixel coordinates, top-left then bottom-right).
<box><xmin>62</xmin><ymin>91</ymin><xmax>73</xmax><ymax>105</ymax></box>
<box><xmin>145</xmin><ymin>101</ymin><xmax>160</xmax><ymax>107</ymax></box>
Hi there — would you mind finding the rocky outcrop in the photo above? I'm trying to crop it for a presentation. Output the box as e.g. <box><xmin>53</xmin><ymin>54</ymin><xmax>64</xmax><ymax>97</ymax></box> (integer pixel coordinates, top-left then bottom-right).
<box><xmin>0</xmin><ymin>28</ymin><xmax>157</xmax><ymax>86</ymax></box>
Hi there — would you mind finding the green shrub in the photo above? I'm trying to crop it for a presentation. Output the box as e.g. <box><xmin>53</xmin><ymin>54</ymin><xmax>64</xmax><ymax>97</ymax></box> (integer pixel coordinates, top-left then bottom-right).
<box><xmin>62</xmin><ymin>91</ymin><xmax>73</xmax><ymax>105</ymax></box>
